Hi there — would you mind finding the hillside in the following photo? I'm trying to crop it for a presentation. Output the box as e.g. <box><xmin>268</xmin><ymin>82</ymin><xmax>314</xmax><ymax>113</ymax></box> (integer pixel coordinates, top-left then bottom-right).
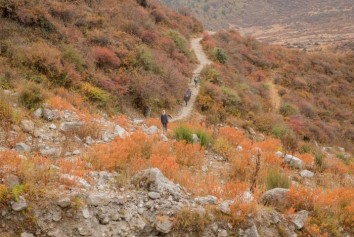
<box><xmin>199</xmin><ymin>31</ymin><xmax>354</xmax><ymax>153</ymax></box>
<box><xmin>0</xmin><ymin>0</ymin><xmax>203</xmax><ymax>117</ymax></box>
<box><xmin>0</xmin><ymin>1</ymin><xmax>353</xmax><ymax>237</ymax></box>
<box><xmin>160</xmin><ymin>0</ymin><xmax>354</xmax><ymax>50</ymax></box>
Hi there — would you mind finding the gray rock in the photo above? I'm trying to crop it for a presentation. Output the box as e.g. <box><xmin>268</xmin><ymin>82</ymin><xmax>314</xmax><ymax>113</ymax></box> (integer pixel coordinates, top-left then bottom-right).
<box><xmin>77</xmin><ymin>226</ymin><xmax>92</xmax><ymax>236</ymax></box>
<box><xmin>145</xmin><ymin>125</ymin><xmax>158</xmax><ymax>135</ymax></box>
<box><xmin>21</xmin><ymin>233</ymin><xmax>34</xmax><ymax>237</ymax></box>
<box><xmin>133</xmin><ymin>119</ymin><xmax>144</xmax><ymax>125</ymax></box>
<box><xmin>4</xmin><ymin>174</ymin><xmax>20</xmax><ymax>188</ymax></box>
<box><xmin>291</xmin><ymin>210</ymin><xmax>309</xmax><ymax>229</ymax></box>
<box><xmin>60</xmin><ymin>121</ymin><xmax>84</xmax><ymax>132</ymax></box>
<box><xmin>33</xmin><ymin>108</ymin><xmax>43</xmax><ymax>118</ymax></box>
<box><xmin>218</xmin><ymin>229</ymin><xmax>228</xmax><ymax>237</ymax></box>
<box><xmin>60</xmin><ymin>174</ymin><xmax>91</xmax><ymax>189</ymax></box>
<box><xmin>20</xmin><ymin>120</ymin><xmax>34</xmax><ymax>133</ymax></box>
<box><xmin>284</xmin><ymin>154</ymin><xmax>303</xmax><ymax>169</ymax></box>
<box><xmin>15</xmin><ymin>143</ymin><xmax>31</xmax><ymax>152</ymax></box>
<box><xmin>244</xmin><ymin>224</ymin><xmax>260</xmax><ymax>237</ymax></box>
<box><xmin>236</xmin><ymin>145</ymin><xmax>243</xmax><ymax>151</ymax></box>
<box><xmin>160</xmin><ymin>134</ymin><xmax>168</xmax><ymax>142</ymax></box>
<box><xmin>195</xmin><ymin>195</ymin><xmax>218</xmax><ymax>205</ymax></box>
<box><xmin>247</xmin><ymin>127</ymin><xmax>256</xmax><ymax>136</ymax></box>
<box><xmin>82</xmin><ymin>208</ymin><xmax>90</xmax><ymax>218</ymax></box>
<box><xmin>148</xmin><ymin>192</ymin><xmax>161</xmax><ymax>200</ymax></box>
<box><xmin>131</xmin><ymin>168</ymin><xmax>185</xmax><ymax>199</ymax></box>
<box><xmin>300</xmin><ymin>170</ymin><xmax>314</xmax><ymax>178</ymax></box>
<box><xmin>12</xmin><ymin>196</ymin><xmax>27</xmax><ymax>211</ymax></box>
<box><xmin>57</xmin><ymin>197</ymin><xmax>71</xmax><ymax>208</ymax></box>
<box><xmin>192</xmin><ymin>133</ymin><xmax>199</xmax><ymax>143</ymax></box>
<box><xmin>72</xmin><ymin>149</ymin><xmax>81</xmax><ymax>155</ymax></box>
<box><xmin>155</xmin><ymin>218</ymin><xmax>173</xmax><ymax>234</ymax></box>
<box><xmin>85</xmin><ymin>136</ymin><xmax>94</xmax><ymax>145</ymax></box>
<box><xmin>114</xmin><ymin>125</ymin><xmax>127</xmax><ymax>138</ymax></box>
<box><xmin>49</xmin><ymin>123</ymin><xmax>57</xmax><ymax>130</ymax></box>
<box><xmin>260</xmin><ymin>188</ymin><xmax>290</xmax><ymax>210</ymax></box>
<box><xmin>87</xmin><ymin>193</ymin><xmax>111</xmax><ymax>206</ymax></box>
<box><xmin>40</xmin><ymin>147</ymin><xmax>60</xmax><ymax>157</ymax></box>
<box><xmin>0</xmin><ymin>146</ymin><xmax>7</xmax><ymax>151</ymax></box>
<box><xmin>219</xmin><ymin>200</ymin><xmax>233</xmax><ymax>214</ymax></box>
<box><xmin>43</xmin><ymin>109</ymin><xmax>55</xmax><ymax>121</ymax></box>
<box><xmin>130</xmin><ymin>215</ymin><xmax>146</xmax><ymax>231</ymax></box>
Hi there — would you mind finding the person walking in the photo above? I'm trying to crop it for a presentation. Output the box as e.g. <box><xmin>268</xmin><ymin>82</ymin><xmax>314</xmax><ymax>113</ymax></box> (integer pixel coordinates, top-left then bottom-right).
<box><xmin>160</xmin><ymin>109</ymin><xmax>168</xmax><ymax>133</ymax></box>
<box><xmin>194</xmin><ymin>75</ymin><xmax>199</xmax><ymax>88</ymax></box>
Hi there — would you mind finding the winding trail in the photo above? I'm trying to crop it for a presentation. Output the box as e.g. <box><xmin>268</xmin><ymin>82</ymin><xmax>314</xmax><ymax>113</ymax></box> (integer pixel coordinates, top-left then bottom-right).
<box><xmin>171</xmin><ymin>37</ymin><xmax>212</xmax><ymax>122</ymax></box>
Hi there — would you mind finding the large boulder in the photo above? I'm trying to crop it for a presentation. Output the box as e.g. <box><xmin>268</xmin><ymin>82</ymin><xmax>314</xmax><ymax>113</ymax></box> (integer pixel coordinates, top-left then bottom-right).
<box><xmin>259</xmin><ymin>188</ymin><xmax>290</xmax><ymax>210</ymax></box>
<box><xmin>131</xmin><ymin>168</ymin><xmax>185</xmax><ymax>200</ymax></box>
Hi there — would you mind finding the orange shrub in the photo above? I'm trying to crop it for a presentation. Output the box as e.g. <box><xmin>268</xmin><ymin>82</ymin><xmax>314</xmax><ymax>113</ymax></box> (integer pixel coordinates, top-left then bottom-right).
<box><xmin>48</xmin><ymin>96</ymin><xmax>75</xmax><ymax>110</ymax></box>
<box><xmin>175</xmin><ymin>141</ymin><xmax>203</xmax><ymax>168</ymax></box>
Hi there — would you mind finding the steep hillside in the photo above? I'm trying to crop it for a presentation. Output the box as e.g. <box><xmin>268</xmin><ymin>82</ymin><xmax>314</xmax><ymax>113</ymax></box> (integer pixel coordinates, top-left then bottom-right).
<box><xmin>0</xmin><ymin>0</ymin><xmax>203</xmax><ymax>116</ymax></box>
<box><xmin>199</xmin><ymin>31</ymin><xmax>354</xmax><ymax>152</ymax></box>
<box><xmin>160</xmin><ymin>0</ymin><xmax>354</xmax><ymax>50</ymax></box>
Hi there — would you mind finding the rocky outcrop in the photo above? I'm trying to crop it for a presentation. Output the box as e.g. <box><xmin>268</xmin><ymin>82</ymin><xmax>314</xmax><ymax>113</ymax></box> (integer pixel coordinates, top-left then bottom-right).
<box><xmin>131</xmin><ymin>168</ymin><xmax>186</xmax><ymax>200</ymax></box>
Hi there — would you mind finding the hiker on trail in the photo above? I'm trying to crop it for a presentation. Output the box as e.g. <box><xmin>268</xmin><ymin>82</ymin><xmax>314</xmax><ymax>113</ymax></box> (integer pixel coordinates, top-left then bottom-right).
<box><xmin>160</xmin><ymin>109</ymin><xmax>168</xmax><ymax>133</ymax></box>
<box><xmin>194</xmin><ymin>75</ymin><xmax>199</xmax><ymax>88</ymax></box>
<box><xmin>184</xmin><ymin>89</ymin><xmax>192</xmax><ymax>106</ymax></box>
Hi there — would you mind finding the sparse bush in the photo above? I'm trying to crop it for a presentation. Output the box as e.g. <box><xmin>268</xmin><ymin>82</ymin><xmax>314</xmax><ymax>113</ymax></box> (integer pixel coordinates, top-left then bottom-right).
<box><xmin>62</xmin><ymin>46</ymin><xmax>86</xmax><ymax>71</ymax></box>
<box><xmin>174</xmin><ymin>125</ymin><xmax>193</xmax><ymax>143</ymax></box>
<box><xmin>314</xmin><ymin>152</ymin><xmax>325</xmax><ymax>171</ymax></box>
<box><xmin>279</xmin><ymin>103</ymin><xmax>298</xmax><ymax>117</ymax></box>
<box><xmin>174</xmin><ymin>207</ymin><xmax>211</xmax><ymax>235</ymax></box>
<box><xmin>266</xmin><ymin>167</ymin><xmax>290</xmax><ymax>190</ymax></box>
<box><xmin>19</xmin><ymin>82</ymin><xmax>45</xmax><ymax>110</ymax></box>
<box><xmin>280</xmin><ymin>129</ymin><xmax>298</xmax><ymax>156</ymax></box>
<box><xmin>0</xmin><ymin>184</ymin><xmax>8</xmax><ymax>203</ymax></box>
<box><xmin>0</xmin><ymin>98</ymin><xmax>13</xmax><ymax>124</ymax></box>
<box><xmin>271</xmin><ymin>124</ymin><xmax>288</xmax><ymax>138</ymax></box>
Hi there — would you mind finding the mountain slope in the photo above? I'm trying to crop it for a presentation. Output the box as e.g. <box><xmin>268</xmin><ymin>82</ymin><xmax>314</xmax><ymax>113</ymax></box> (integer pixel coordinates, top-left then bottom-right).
<box><xmin>198</xmin><ymin>31</ymin><xmax>354</xmax><ymax>152</ymax></box>
<box><xmin>0</xmin><ymin>0</ymin><xmax>203</xmax><ymax>116</ymax></box>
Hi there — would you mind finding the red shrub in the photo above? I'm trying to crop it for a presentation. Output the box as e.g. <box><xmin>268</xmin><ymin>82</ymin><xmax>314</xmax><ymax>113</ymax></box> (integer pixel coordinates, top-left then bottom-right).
<box><xmin>92</xmin><ymin>47</ymin><xmax>120</xmax><ymax>68</ymax></box>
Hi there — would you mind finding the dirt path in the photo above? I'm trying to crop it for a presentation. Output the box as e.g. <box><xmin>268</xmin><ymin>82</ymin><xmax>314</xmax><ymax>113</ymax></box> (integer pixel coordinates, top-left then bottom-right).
<box><xmin>171</xmin><ymin>37</ymin><xmax>212</xmax><ymax>122</ymax></box>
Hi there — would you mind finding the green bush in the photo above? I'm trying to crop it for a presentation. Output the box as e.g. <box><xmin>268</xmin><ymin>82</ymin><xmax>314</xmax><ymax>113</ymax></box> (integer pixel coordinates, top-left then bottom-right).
<box><xmin>266</xmin><ymin>168</ymin><xmax>290</xmax><ymax>190</ymax></box>
<box><xmin>213</xmin><ymin>47</ymin><xmax>227</xmax><ymax>64</ymax></box>
<box><xmin>62</xmin><ymin>46</ymin><xmax>86</xmax><ymax>71</ymax></box>
<box><xmin>19</xmin><ymin>83</ymin><xmax>45</xmax><ymax>110</ymax></box>
<box><xmin>271</xmin><ymin>124</ymin><xmax>288</xmax><ymax>138</ymax></box>
<box><xmin>174</xmin><ymin>125</ymin><xmax>193</xmax><ymax>143</ymax></box>
<box><xmin>0</xmin><ymin>72</ymin><xmax>12</xmax><ymax>89</ymax></box>
<box><xmin>279</xmin><ymin>103</ymin><xmax>298</xmax><ymax>117</ymax></box>
<box><xmin>196</xmin><ymin>129</ymin><xmax>212</xmax><ymax>147</ymax></box>
<box><xmin>169</xmin><ymin>30</ymin><xmax>191</xmax><ymax>58</ymax></box>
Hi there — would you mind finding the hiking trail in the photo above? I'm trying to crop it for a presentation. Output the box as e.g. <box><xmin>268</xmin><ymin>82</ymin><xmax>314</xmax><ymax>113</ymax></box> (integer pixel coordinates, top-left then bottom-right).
<box><xmin>170</xmin><ymin>36</ymin><xmax>212</xmax><ymax>122</ymax></box>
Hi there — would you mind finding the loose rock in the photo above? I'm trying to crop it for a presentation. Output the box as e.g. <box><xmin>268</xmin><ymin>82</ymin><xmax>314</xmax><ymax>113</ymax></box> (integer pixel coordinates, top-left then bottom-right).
<box><xmin>12</xmin><ymin>196</ymin><xmax>27</xmax><ymax>211</ymax></box>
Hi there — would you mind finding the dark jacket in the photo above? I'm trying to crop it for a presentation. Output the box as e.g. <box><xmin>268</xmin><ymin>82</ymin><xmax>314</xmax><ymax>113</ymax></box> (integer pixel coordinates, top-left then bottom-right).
<box><xmin>161</xmin><ymin>114</ymin><xmax>168</xmax><ymax>124</ymax></box>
